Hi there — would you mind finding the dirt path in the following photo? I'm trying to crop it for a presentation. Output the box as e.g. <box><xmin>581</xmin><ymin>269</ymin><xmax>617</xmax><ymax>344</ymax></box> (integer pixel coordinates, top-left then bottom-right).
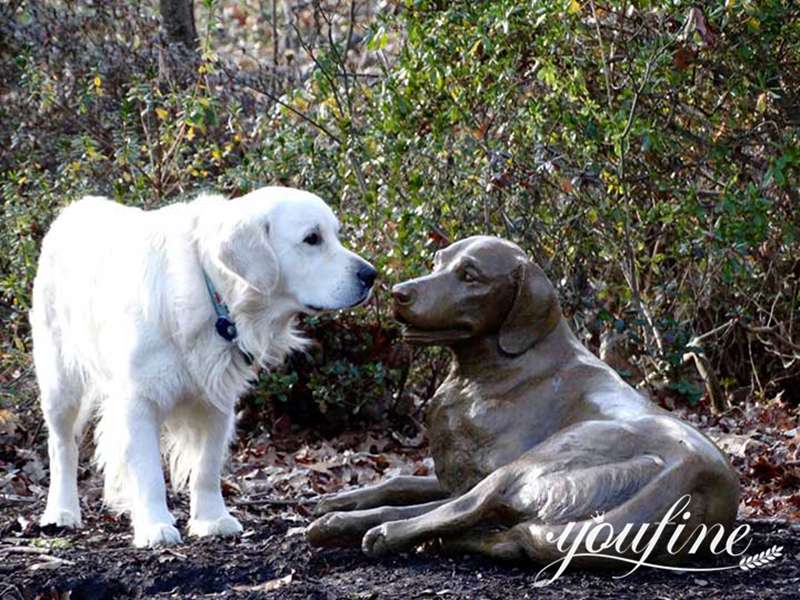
<box><xmin>3</xmin><ymin>501</ymin><xmax>798</xmax><ymax>599</ymax></box>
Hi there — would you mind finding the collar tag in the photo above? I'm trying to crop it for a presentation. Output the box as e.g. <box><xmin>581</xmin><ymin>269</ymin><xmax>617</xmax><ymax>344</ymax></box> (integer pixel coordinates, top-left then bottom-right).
<box><xmin>215</xmin><ymin>316</ymin><xmax>238</xmax><ymax>342</ymax></box>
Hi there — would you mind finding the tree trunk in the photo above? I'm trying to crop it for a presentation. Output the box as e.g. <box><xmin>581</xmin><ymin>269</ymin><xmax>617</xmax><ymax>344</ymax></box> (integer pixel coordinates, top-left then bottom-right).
<box><xmin>160</xmin><ymin>0</ymin><xmax>198</xmax><ymax>50</ymax></box>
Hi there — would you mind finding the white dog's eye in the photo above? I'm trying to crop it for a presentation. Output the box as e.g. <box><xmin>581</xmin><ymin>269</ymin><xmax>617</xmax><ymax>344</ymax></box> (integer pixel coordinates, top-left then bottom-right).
<box><xmin>304</xmin><ymin>232</ymin><xmax>321</xmax><ymax>246</ymax></box>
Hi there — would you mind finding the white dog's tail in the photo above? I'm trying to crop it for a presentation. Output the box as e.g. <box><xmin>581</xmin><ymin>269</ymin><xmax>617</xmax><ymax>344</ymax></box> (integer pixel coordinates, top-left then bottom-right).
<box><xmin>94</xmin><ymin>400</ymin><xmax>234</xmax><ymax>511</ymax></box>
<box><xmin>93</xmin><ymin>402</ymin><xmax>133</xmax><ymax>513</ymax></box>
<box><xmin>162</xmin><ymin>402</ymin><xmax>235</xmax><ymax>493</ymax></box>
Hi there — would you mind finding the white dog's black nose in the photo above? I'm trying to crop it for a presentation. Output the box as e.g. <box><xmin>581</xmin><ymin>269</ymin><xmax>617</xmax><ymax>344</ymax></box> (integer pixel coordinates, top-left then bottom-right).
<box><xmin>357</xmin><ymin>265</ymin><xmax>377</xmax><ymax>289</ymax></box>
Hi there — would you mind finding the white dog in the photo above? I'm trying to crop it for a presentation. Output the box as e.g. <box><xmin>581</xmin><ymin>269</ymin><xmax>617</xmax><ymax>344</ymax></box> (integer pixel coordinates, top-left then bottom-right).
<box><xmin>30</xmin><ymin>187</ymin><xmax>376</xmax><ymax>547</ymax></box>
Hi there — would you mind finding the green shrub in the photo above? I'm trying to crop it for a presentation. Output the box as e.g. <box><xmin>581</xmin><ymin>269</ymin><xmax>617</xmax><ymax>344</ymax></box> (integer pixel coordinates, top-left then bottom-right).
<box><xmin>2</xmin><ymin>0</ymin><xmax>798</xmax><ymax>422</ymax></box>
<box><xmin>361</xmin><ymin>0</ymin><xmax>800</xmax><ymax>404</ymax></box>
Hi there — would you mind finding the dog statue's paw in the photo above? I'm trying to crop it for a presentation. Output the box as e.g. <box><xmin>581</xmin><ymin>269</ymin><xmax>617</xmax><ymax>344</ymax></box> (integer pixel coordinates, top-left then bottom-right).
<box><xmin>40</xmin><ymin>508</ymin><xmax>82</xmax><ymax>529</ymax></box>
<box><xmin>134</xmin><ymin>522</ymin><xmax>182</xmax><ymax>548</ymax></box>
<box><xmin>306</xmin><ymin>512</ymin><xmax>351</xmax><ymax>546</ymax></box>
<box><xmin>362</xmin><ymin>523</ymin><xmax>392</xmax><ymax>558</ymax></box>
<box><xmin>313</xmin><ymin>493</ymin><xmax>357</xmax><ymax>516</ymax></box>
<box><xmin>189</xmin><ymin>514</ymin><xmax>243</xmax><ymax>538</ymax></box>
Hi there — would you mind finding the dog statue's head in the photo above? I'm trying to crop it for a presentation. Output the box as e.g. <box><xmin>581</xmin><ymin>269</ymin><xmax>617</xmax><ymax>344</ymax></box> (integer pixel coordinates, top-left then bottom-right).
<box><xmin>205</xmin><ymin>187</ymin><xmax>376</xmax><ymax>314</ymax></box>
<box><xmin>392</xmin><ymin>236</ymin><xmax>561</xmax><ymax>355</ymax></box>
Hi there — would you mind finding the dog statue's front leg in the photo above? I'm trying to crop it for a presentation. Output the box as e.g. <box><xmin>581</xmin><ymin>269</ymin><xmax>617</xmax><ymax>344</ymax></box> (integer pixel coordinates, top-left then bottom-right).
<box><xmin>362</xmin><ymin>470</ymin><xmax>508</xmax><ymax>557</ymax></box>
<box><xmin>314</xmin><ymin>475</ymin><xmax>449</xmax><ymax>515</ymax></box>
<box><xmin>182</xmin><ymin>408</ymin><xmax>242</xmax><ymax>539</ymax></box>
<box><xmin>306</xmin><ymin>499</ymin><xmax>449</xmax><ymax>547</ymax></box>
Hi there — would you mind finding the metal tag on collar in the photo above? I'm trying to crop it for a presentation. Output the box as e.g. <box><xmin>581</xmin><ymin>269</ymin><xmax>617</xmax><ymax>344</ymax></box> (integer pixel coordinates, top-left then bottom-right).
<box><xmin>215</xmin><ymin>316</ymin><xmax>238</xmax><ymax>342</ymax></box>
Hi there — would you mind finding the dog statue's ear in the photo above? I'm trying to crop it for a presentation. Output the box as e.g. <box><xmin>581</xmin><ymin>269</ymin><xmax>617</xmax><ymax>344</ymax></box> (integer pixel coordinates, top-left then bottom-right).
<box><xmin>498</xmin><ymin>260</ymin><xmax>560</xmax><ymax>356</ymax></box>
<box><xmin>216</xmin><ymin>219</ymin><xmax>279</xmax><ymax>296</ymax></box>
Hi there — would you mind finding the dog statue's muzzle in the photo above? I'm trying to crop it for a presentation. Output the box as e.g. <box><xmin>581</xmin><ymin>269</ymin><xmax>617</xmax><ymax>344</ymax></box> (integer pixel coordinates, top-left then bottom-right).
<box><xmin>391</xmin><ymin>279</ymin><xmax>471</xmax><ymax>345</ymax></box>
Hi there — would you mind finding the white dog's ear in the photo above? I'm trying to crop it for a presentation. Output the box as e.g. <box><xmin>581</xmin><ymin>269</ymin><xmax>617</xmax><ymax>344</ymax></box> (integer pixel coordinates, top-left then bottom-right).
<box><xmin>216</xmin><ymin>219</ymin><xmax>279</xmax><ymax>295</ymax></box>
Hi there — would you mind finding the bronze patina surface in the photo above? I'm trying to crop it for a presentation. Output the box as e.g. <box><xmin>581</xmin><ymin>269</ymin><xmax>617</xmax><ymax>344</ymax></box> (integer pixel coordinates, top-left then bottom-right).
<box><xmin>306</xmin><ymin>236</ymin><xmax>739</xmax><ymax>563</ymax></box>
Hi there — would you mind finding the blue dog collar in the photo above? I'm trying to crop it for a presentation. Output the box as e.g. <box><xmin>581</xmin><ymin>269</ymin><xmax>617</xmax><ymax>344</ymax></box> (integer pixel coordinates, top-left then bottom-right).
<box><xmin>202</xmin><ymin>270</ymin><xmax>238</xmax><ymax>342</ymax></box>
<box><xmin>202</xmin><ymin>270</ymin><xmax>255</xmax><ymax>368</ymax></box>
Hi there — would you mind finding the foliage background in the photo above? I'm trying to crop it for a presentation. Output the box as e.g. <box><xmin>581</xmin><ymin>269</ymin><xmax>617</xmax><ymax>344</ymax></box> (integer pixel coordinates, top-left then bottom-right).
<box><xmin>1</xmin><ymin>0</ymin><xmax>798</xmax><ymax>428</ymax></box>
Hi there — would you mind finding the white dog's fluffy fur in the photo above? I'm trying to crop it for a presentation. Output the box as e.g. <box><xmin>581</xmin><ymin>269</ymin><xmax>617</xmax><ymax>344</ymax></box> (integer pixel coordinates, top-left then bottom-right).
<box><xmin>31</xmin><ymin>187</ymin><xmax>375</xmax><ymax>547</ymax></box>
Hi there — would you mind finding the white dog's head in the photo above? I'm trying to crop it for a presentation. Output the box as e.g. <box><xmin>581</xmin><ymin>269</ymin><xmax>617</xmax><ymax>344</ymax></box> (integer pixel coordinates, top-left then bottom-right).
<box><xmin>203</xmin><ymin>187</ymin><xmax>376</xmax><ymax>315</ymax></box>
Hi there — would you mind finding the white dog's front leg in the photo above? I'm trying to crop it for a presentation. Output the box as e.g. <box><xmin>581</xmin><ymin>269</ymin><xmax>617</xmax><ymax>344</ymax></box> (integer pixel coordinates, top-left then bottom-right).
<box><xmin>187</xmin><ymin>409</ymin><xmax>242</xmax><ymax>538</ymax></box>
<box><xmin>113</xmin><ymin>405</ymin><xmax>181</xmax><ymax>548</ymax></box>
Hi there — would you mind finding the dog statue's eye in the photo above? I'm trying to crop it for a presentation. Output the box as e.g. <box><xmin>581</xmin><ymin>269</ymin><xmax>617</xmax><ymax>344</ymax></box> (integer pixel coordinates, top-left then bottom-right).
<box><xmin>304</xmin><ymin>233</ymin><xmax>321</xmax><ymax>246</ymax></box>
<box><xmin>462</xmin><ymin>271</ymin><xmax>477</xmax><ymax>283</ymax></box>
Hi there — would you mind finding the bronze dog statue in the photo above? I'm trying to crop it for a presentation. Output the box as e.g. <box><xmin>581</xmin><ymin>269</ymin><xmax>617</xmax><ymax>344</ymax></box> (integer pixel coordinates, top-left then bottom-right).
<box><xmin>307</xmin><ymin>236</ymin><xmax>739</xmax><ymax>563</ymax></box>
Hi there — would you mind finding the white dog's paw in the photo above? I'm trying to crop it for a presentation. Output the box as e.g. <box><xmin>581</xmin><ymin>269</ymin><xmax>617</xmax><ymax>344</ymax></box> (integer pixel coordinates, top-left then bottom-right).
<box><xmin>133</xmin><ymin>522</ymin><xmax>182</xmax><ymax>548</ymax></box>
<box><xmin>188</xmin><ymin>514</ymin><xmax>243</xmax><ymax>538</ymax></box>
<box><xmin>40</xmin><ymin>508</ymin><xmax>82</xmax><ymax>528</ymax></box>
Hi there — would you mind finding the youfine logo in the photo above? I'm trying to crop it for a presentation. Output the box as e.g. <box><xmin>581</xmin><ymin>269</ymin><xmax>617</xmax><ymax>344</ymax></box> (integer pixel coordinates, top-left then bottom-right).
<box><xmin>534</xmin><ymin>495</ymin><xmax>784</xmax><ymax>587</ymax></box>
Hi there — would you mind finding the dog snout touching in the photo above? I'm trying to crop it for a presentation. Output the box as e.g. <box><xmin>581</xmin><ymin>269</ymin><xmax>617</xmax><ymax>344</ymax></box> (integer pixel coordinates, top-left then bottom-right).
<box><xmin>357</xmin><ymin>264</ymin><xmax>377</xmax><ymax>289</ymax></box>
<box><xmin>392</xmin><ymin>284</ymin><xmax>415</xmax><ymax>306</ymax></box>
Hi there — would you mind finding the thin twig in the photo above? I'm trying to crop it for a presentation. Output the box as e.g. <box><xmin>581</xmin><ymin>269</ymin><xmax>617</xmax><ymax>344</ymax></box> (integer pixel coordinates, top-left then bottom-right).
<box><xmin>589</xmin><ymin>1</ymin><xmax>613</xmax><ymax>109</ymax></box>
<box><xmin>226</xmin><ymin>66</ymin><xmax>342</xmax><ymax>145</ymax></box>
<box><xmin>0</xmin><ymin>545</ymin><xmax>52</xmax><ymax>555</ymax></box>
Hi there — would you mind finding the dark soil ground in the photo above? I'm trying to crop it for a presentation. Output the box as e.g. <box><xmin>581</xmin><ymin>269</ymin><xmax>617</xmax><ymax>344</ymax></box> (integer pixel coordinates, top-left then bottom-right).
<box><xmin>2</xmin><ymin>395</ymin><xmax>799</xmax><ymax>599</ymax></box>
<box><xmin>3</xmin><ymin>497</ymin><xmax>799</xmax><ymax>600</ymax></box>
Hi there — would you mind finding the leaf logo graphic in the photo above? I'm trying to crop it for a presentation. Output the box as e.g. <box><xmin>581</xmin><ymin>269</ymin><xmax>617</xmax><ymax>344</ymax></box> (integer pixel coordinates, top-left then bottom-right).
<box><xmin>739</xmin><ymin>546</ymin><xmax>783</xmax><ymax>571</ymax></box>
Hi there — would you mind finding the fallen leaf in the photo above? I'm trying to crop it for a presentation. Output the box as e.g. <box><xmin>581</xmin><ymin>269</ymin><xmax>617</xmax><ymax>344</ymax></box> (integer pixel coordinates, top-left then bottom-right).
<box><xmin>673</xmin><ymin>46</ymin><xmax>696</xmax><ymax>70</ymax></box>
<box><xmin>234</xmin><ymin>572</ymin><xmax>294</xmax><ymax>592</ymax></box>
<box><xmin>28</xmin><ymin>556</ymin><xmax>75</xmax><ymax>571</ymax></box>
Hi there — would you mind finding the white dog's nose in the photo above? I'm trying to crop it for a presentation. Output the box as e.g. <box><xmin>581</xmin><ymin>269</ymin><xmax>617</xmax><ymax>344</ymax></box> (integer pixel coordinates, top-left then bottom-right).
<box><xmin>357</xmin><ymin>264</ymin><xmax>377</xmax><ymax>289</ymax></box>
